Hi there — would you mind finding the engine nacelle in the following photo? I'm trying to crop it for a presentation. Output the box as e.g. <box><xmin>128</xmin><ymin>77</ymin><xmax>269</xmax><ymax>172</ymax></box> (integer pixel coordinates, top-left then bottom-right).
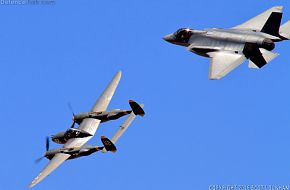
<box><xmin>107</xmin><ymin>112</ymin><xmax>120</xmax><ymax>120</ymax></box>
<box><xmin>51</xmin><ymin>128</ymin><xmax>92</xmax><ymax>144</ymax></box>
<box><xmin>73</xmin><ymin>113</ymin><xmax>91</xmax><ymax>124</ymax></box>
<box><xmin>73</xmin><ymin>111</ymin><xmax>107</xmax><ymax>124</ymax></box>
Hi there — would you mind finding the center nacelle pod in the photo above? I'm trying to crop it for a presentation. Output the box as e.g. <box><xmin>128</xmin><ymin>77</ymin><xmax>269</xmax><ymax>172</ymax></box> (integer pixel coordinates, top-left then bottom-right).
<box><xmin>52</xmin><ymin>128</ymin><xmax>92</xmax><ymax>144</ymax></box>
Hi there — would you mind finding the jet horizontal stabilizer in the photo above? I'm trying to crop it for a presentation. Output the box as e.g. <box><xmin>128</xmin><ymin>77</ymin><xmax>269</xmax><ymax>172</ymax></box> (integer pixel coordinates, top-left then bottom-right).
<box><xmin>279</xmin><ymin>21</ymin><xmax>290</xmax><ymax>39</ymax></box>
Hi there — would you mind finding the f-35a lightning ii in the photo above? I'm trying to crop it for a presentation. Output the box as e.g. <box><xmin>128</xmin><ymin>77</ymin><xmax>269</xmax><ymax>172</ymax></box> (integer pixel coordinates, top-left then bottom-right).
<box><xmin>163</xmin><ymin>6</ymin><xmax>290</xmax><ymax>79</ymax></box>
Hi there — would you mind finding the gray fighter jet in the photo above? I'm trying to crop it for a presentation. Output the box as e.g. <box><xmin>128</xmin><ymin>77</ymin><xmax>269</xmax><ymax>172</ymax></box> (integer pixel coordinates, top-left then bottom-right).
<box><xmin>163</xmin><ymin>6</ymin><xmax>290</xmax><ymax>79</ymax></box>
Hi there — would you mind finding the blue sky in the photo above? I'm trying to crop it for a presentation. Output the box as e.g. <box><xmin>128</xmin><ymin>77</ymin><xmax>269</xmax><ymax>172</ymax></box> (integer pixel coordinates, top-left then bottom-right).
<box><xmin>1</xmin><ymin>0</ymin><xmax>290</xmax><ymax>189</ymax></box>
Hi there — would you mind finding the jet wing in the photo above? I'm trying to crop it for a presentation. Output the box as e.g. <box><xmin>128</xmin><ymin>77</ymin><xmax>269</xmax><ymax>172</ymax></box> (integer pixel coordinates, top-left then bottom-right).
<box><xmin>102</xmin><ymin>104</ymin><xmax>144</xmax><ymax>152</ymax></box>
<box><xmin>207</xmin><ymin>52</ymin><xmax>246</xmax><ymax>80</ymax></box>
<box><xmin>233</xmin><ymin>6</ymin><xmax>283</xmax><ymax>31</ymax></box>
<box><xmin>64</xmin><ymin>71</ymin><xmax>122</xmax><ymax>148</ymax></box>
<box><xmin>29</xmin><ymin>153</ymin><xmax>71</xmax><ymax>188</ymax></box>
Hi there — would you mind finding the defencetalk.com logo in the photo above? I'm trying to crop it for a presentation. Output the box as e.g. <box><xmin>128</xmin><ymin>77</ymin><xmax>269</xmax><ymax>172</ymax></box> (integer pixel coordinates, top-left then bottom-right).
<box><xmin>0</xmin><ymin>0</ymin><xmax>56</xmax><ymax>5</ymax></box>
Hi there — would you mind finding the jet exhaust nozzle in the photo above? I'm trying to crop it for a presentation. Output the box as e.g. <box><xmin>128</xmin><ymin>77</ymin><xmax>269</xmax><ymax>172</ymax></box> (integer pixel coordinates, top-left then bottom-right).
<box><xmin>261</xmin><ymin>38</ymin><xmax>275</xmax><ymax>51</ymax></box>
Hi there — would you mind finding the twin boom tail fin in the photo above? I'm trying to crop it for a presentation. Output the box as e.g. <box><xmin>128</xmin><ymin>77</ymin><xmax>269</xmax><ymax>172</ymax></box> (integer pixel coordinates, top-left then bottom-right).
<box><xmin>101</xmin><ymin>136</ymin><xmax>117</xmax><ymax>153</ymax></box>
<box><xmin>129</xmin><ymin>100</ymin><xmax>145</xmax><ymax>116</ymax></box>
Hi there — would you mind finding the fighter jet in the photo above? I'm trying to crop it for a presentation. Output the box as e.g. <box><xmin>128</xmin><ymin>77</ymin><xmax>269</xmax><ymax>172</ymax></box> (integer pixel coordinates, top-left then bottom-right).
<box><xmin>30</xmin><ymin>71</ymin><xmax>145</xmax><ymax>188</ymax></box>
<box><xmin>163</xmin><ymin>6</ymin><xmax>290</xmax><ymax>79</ymax></box>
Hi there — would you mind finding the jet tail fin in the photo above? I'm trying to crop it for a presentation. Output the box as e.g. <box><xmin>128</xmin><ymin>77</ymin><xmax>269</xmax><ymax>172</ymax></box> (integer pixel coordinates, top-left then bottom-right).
<box><xmin>279</xmin><ymin>21</ymin><xmax>290</xmax><ymax>39</ymax></box>
<box><xmin>261</xmin><ymin>11</ymin><xmax>282</xmax><ymax>36</ymax></box>
<box><xmin>233</xmin><ymin>6</ymin><xmax>283</xmax><ymax>33</ymax></box>
<box><xmin>248</xmin><ymin>48</ymin><xmax>279</xmax><ymax>69</ymax></box>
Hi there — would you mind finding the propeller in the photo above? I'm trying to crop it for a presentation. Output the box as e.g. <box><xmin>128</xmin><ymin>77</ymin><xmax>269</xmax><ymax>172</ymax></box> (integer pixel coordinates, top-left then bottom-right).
<box><xmin>68</xmin><ymin>102</ymin><xmax>76</xmax><ymax>128</ymax></box>
<box><xmin>46</xmin><ymin>136</ymin><xmax>49</xmax><ymax>151</ymax></box>
<box><xmin>35</xmin><ymin>157</ymin><xmax>44</xmax><ymax>164</ymax></box>
<box><xmin>35</xmin><ymin>137</ymin><xmax>50</xmax><ymax>164</ymax></box>
<box><xmin>70</xmin><ymin>121</ymin><xmax>76</xmax><ymax>128</ymax></box>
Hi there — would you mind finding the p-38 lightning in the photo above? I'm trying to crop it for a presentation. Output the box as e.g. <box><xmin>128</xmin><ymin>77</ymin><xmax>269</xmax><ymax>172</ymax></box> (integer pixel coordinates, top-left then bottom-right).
<box><xmin>163</xmin><ymin>6</ymin><xmax>290</xmax><ymax>79</ymax></box>
<box><xmin>30</xmin><ymin>71</ymin><xmax>145</xmax><ymax>188</ymax></box>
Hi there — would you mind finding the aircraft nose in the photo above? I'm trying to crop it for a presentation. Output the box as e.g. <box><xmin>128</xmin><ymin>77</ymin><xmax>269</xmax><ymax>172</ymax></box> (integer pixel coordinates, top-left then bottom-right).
<box><xmin>163</xmin><ymin>34</ymin><xmax>175</xmax><ymax>42</ymax></box>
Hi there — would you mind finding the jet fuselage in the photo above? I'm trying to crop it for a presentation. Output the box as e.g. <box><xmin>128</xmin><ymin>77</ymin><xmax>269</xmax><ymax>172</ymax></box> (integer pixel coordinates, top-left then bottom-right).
<box><xmin>164</xmin><ymin>28</ymin><xmax>281</xmax><ymax>57</ymax></box>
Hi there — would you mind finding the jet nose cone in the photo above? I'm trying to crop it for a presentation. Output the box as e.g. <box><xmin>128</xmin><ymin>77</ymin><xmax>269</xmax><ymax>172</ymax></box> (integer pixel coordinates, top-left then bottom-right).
<box><xmin>163</xmin><ymin>34</ymin><xmax>175</xmax><ymax>43</ymax></box>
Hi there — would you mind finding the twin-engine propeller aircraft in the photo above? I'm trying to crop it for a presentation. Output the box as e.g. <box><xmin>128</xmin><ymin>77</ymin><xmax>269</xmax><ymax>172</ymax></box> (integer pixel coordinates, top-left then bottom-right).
<box><xmin>163</xmin><ymin>6</ymin><xmax>290</xmax><ymax>79</ymax></box>
<box><xmin>51</xmin><ymin>100</ymin><xmax>145</xmax><ymax>144</ymax></box>
<box><xmin>30</xmin><ymin>71</ymin><xmax>145</xmax><ymax>188</ymax></box>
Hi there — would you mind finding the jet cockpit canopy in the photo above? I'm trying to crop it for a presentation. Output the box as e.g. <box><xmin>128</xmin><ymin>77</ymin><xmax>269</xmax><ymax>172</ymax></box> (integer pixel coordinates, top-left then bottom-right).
<box><xmin>174</xmin><ymin>28</ymin><xmax>194</xmax><ymax>42</ymax></box>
